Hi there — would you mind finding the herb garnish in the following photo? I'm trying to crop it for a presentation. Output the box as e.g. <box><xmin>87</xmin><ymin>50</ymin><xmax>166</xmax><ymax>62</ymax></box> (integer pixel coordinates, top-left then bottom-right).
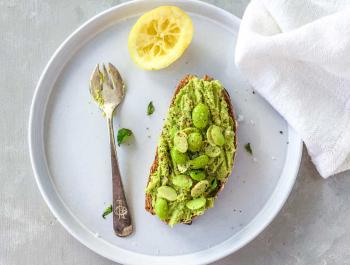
<box><xmin>244</xmin><ymin>143</ymin><xmax>253</xmax><ymax>155</ymax></box>
<box><xmin>102</xmin><ymin>205</ymin><xmax>112</xmax><ymax>219</ymax></box>
<box><xmin>117</xmin><ymin>128</ymin><xmax>133</xmax><ymax>146</ymax></box>
<box><xmin>147</xmin><ymin>101</ymin><xmax>155</xmax><ymax>115</ymax></box>
<box><xmin>211</xmin><ymin>178</ymin><xmax>218</xmax><ymax>190</ymax></box>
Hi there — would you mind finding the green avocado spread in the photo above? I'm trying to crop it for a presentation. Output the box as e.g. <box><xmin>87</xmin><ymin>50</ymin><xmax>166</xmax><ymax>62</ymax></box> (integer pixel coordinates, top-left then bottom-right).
<box><xmin>146</xmin><ymin>77</ymin><xmax>236</xmax><ymax>226</ymax></box>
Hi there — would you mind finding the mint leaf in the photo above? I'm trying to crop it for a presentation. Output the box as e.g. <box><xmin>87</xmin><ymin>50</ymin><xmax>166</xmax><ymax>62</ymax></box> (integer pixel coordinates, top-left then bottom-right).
<box><xmin>147</xmin><ymin>101</ymin><xmax>155</xmax><ymax>115</ymax></box>
<box><xmin>117</xmin><ymin>128</ymin><xmax>133</xmax><ymax>146</ymax></box>
<box><xmin>102</xmin><ymin>205</ymin><xmax>112</xmax><ymax>219</ymax></box>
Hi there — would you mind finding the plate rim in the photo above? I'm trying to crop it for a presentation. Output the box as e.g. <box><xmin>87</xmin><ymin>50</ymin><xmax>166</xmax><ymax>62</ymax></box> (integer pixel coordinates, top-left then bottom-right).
<box><xmin>28</xmin><ymin>0</ymin><xmax>303</xmax><ymax>264</ymax></box>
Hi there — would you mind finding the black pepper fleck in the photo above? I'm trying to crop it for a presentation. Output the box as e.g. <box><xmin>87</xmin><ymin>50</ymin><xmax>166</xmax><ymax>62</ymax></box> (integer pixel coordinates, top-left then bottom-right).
<box><xmin>279</xmin><ymin>130</ymin><xmax>283</xmax><ymax>134</ymax></box>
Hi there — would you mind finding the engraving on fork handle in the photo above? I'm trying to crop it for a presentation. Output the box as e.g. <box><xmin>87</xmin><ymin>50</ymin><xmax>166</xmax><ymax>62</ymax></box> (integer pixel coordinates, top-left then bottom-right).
<box><xmin>114</xmin><ymin>200</ymin><xmax>128</xmax><ymax>219</ymax></box>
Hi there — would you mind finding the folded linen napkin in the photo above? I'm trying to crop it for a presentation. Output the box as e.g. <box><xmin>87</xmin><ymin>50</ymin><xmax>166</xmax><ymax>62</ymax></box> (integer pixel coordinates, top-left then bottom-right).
<box><xmin>235</xmin><ymin>0</ymin><xmax>350</xmax><ymax>178</ymax></box>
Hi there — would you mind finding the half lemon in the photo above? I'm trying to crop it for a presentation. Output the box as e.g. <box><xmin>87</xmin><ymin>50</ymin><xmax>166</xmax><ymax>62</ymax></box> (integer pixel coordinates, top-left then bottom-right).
<box><xmin>128</xmin><ymin>6</ymin><xmax>193</xmax><ymax>70</ymax></box>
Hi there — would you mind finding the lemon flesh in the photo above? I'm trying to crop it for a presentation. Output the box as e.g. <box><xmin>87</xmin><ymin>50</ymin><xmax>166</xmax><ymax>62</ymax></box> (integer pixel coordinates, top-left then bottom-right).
<box><xmin>128</xmin><ymin>6</ymin><xmax>193</xmax><ymax>70</ymax></box>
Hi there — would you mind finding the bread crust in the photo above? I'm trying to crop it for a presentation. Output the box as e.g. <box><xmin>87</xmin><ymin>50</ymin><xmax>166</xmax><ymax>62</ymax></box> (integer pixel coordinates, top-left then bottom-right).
<box><xmin>145</xmin><ymin>75</ymin><xmax>237</xmax><ymax>224</ymax></box>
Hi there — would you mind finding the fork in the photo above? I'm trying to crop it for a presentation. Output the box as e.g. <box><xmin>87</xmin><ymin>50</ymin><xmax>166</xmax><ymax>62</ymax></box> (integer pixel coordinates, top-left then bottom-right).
<box><xmin>89</xmin><ymin>63</ymin><xmax>133</xmax><ymax>237</ymax></box>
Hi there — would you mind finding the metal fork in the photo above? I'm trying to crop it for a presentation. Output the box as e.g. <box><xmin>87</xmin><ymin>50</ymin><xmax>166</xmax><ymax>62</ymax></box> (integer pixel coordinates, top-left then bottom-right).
<box><xmin>89</xmin><ymin>63</ymin><xmax>132</xmax><ymax>237</ymax></box>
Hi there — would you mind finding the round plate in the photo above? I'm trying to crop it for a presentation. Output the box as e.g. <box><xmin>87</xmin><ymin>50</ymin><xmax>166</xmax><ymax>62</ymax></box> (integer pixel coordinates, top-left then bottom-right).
<box><xmin>29</xmin><ymin>0</ymin><xmax>302</xmax><ymax>264</ymax></box>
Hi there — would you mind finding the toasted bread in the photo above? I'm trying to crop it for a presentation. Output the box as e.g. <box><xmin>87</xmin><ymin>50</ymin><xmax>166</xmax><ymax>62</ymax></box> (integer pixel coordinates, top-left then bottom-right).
<box><xmin>145</xmin><ymin>75</ymin><xmax>237</xmax><ymax>224</ymax></box>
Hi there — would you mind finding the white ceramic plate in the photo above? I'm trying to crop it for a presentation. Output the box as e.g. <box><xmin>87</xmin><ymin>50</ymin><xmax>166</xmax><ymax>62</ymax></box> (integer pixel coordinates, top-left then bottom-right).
<box><xmin>29</xmin><ymin>0</ymin><xmax>302</xmax><ymax>264</ymax></box>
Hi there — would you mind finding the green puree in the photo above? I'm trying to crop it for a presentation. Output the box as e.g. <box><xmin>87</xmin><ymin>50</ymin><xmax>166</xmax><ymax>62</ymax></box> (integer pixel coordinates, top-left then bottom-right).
<box><xmin>146</xmin><ymin>77</ymin><xmax>236</xmax><ymax>226</ymax></box>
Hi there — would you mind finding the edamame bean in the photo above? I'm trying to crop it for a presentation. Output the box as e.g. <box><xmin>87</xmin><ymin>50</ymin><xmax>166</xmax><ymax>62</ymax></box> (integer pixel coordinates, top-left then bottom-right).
<box><xmin>191</xmin><ymin>180</ymin><xmax>209</xmax><ymax>197</ymax></box>
<box><xmin>206</xmin><ymin>125</ymin><xmax>225</xmax><ymax>146</ymax></box>
<box><xmin>172</xmin><ymin>175</ymin><xmax>193</xmax><ymax>189</ymax></box>
<box><xmin>155</xmin><ymin>198</ymin><xmax>168</xmax><ymax>220</ymax></box>
<box><xmin>192</xmin><ymin>103</ymin><xmax>209</xmax><ymax>129</ymax></box>
<box><xmin>205</xmin><ymin>144</ymin><xmax>221</xmax><ymax>157</ymax></box>
<box><xmin>177</xmin><ymin>162</ymin><xmax>190</xmax><ymax>173</ymax></box>
<box><xmin>206</xmin><ymin>126</ymin><xmax>216</xmax><ymax>146</ymax></box>
<box><xmin>188</xmin><ymin>132</ymin><xmax>203</xmax><ymax>152</ymax></box>
<box><xmin>182</xmin><ymin>127</ymin><xmax>200</xmax><ymax>135</ymax></box>
<box><xmin>189</xmin><ymin>154</ymin><xmax>209</xmax><ymax>169</ymax></box>
<box><xmin>171</xmin><ymin>148</ymin><xmax>188</xmax><ymax>164</ymax></box>
<box><xmin>186</xmin><ymin>197</ymin><xmax>206</xmax><ymax>210</ymax></box>
<box><xmin>157</xmin><ymin>186</ymin><xmax>177</xmax><ymax>201</ymax></box>
<box><xmin>174</xmin><ymin>131</ymin><xmax>188</xmax><ymax>153</ymax></box>
<box><xmin>189</xmin><ymin>170</ymin><xmax>206</xmax><ymax>181</ymax></box>
<box><xmin>211</xmin><ymin>125</ymin><xmax>225</xmax><ymax>146</ymax></box>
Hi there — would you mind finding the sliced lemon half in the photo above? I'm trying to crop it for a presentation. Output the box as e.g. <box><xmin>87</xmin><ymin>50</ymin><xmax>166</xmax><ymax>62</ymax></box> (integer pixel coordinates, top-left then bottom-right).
<box><xmin>128</xmin><ymin>6</ymin><xmax>193</xmax><ymax>70</ymax></box>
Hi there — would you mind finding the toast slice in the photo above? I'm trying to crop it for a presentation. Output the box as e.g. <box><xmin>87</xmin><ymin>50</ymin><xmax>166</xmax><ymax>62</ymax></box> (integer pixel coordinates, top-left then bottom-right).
<box><xmin>145</xmin><ymin>75</ymin><xmax>237</xmax><ymax>225</ymax></box>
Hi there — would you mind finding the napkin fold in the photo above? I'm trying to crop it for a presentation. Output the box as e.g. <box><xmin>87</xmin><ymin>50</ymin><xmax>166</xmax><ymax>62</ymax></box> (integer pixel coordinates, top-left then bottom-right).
<box><xmin>235</xmin><ymin>0</ymin><xmax>350</xmax><ymax>178</ymax></box>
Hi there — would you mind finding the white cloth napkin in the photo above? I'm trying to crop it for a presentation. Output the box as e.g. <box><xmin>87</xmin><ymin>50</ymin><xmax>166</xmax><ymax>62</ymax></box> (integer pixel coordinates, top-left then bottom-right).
<box><xmin>235</xmin><ymin>0</ymin><xmax>350</xmax><ymax>178</ymax></box>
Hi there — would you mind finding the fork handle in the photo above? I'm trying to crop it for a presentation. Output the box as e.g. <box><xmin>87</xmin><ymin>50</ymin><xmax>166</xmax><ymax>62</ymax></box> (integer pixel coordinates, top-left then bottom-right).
<box><xmin>107</xmin><ymin>117</ymin><xmax>133</xmax><ymax>237</ymax></box>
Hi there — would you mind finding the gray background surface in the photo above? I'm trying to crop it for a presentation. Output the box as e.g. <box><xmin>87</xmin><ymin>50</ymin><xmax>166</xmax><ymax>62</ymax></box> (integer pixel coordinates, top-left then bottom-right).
<box><xmin>1</xmin><ymin>0</ymin><xmax>350</xmax><ymax>264</ymax></box>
